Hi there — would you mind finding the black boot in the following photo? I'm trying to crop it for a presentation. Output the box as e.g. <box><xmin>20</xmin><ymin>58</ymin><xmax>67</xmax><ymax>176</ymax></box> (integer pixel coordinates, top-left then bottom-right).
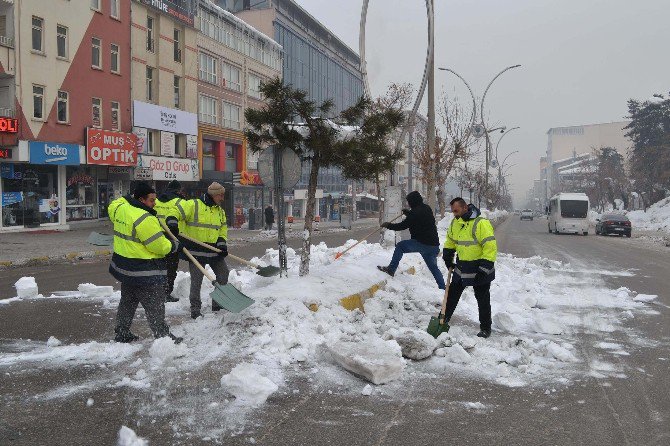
<box><xmin>168</xmin><ymin>333</ymin><xmax>184</xmax><ymax>344</ymax></box>
<box><xmin>114</xmin><ymin>329</ymin><xmax>139</xmax><ymax>343</ymax></box>
<box><xmin>191</xmin><ymin>309</ymin><xmax>203</xmax><ymax>319</ymax></box>
<box><xmin>377</xmin><ymin>266</ymin><xmax>395</xmax><ymax>277</ymax></box>
<box><xmin>477</xmin><ymin>329</ymin><xmax>491</xmax><ymax>339</ymax></box>
<box><xmin>165</xmin><ymin>295</ymin><xmax>179</xmax><ymax>303</ymax></box>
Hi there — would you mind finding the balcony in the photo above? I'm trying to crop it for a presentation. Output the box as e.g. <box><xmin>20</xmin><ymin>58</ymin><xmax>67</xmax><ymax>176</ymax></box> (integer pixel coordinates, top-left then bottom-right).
<box><xmin>0</xmin><ymin>35</ymin><xmax>12</xmax><ymax>48</ymax></box>
<box><xmin>0</xmin><ymin>106</ymin><xmax>15</xmax><ymax>118</ymax></box>
<box><xmin>0</xmin><ymin>35</ymin><xmax>15</xmax><ymax>77</ymax></box>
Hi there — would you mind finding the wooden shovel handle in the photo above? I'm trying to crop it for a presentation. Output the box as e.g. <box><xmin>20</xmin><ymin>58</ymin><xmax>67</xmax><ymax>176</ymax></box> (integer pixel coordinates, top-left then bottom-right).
<box><xmin>335</xmin><ymin>213</ymin><xmax>403</xmax><ymax>260</ymax></box>
<box><xmin>159</xmin><ymin>220</ymin><xmax>216</xmax><ymax>283</ymax></box>
<box><xmin>439</xmin><ymin>268</ymin><xmax>453</xmax><ymax>325</ymax></box>
<box><xmin>178</xmin><ymin>232</ymin><xmax>259</xmax><ymax>269</ymax></box>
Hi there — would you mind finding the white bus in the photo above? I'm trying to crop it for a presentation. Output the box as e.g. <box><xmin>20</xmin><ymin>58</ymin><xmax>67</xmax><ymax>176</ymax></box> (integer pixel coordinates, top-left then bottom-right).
<box><xmin>548</xmin><ymin>193</ymin><xmax>590</xmax><ymax>235</ymax></box>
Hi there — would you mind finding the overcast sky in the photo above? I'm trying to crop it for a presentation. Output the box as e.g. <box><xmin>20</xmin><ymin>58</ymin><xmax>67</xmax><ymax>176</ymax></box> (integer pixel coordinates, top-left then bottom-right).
<box><xmin>294</xmin><ymin>0</ymin><xmax>670</xmax><ymax>204</ymax></box>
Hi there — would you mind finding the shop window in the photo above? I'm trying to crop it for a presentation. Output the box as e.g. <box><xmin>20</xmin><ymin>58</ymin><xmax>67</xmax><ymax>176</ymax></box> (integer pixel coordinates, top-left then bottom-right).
<box><xmin>92</xmin><ymin>97</ymin><xmax>102</xmax><ymax>128</ymax></box>
<box><xmin>202</xmin><ymin>139</ymin><xmax>215</xmax><ymax>171</ymax></box>
<box><xmin>57</xmin><ymin>91</ymin><xmax>69</xmax><ymax>124</ymax></box>
<box><xmin>175</xmin><ymin>134</ymin><xmax>186</xmax><ymax>157</ymax></box>
<box><xmin>225</xmin><ymin>143</ymin><xmax>237</xmax><ymax>172</ymax></box>
<box><xmin>111</xmin><ymin>43</ymin><xmax>120</xmax><ymax>74</ymax></box>
<box><xmin>32</xmin><ymin>85</ymin><xmax>45</xmax><ymax>120</ymax></box>
<box><xmin>32</xmin><ymin>16</ymin><xmax>44</xmax><ymax>53</ymax></box>
<box><xmin>57</xmin><ymin>25</ymin><xmax>68</xmax><ymax>59</ymax></box>
<box><xmin>111</xmin><ymin>101</ymin><xmax>120</xmax><ymax>131</ymax></box>
<box><xmin>66</xmin><ymin>167</ymin><xmax>97</xmax><ymax>221</ymax></box>
<box><xmin>2</xmin><ymin>165</ymin><xmax>60</xmax><ymax>227</ymax></box>
<box><xmin>92</xmin><ymin>37</ymin><xmax>101</xmax><ymax>69</ymax></box>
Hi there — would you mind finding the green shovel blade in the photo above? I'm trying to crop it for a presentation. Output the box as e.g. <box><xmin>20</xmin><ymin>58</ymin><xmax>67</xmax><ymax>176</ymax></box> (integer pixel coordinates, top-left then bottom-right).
<box><xmin>256</xmin><ymin>265</ymin><xmax>281</xmax><ymax>277</ymax></box>
<box><xmin>87</xmin><ymin>232</ymin><xmax>113</xmax><ymax>246</ymax></box>
<box><xmin>427</xmin><ymin>315</ymin><xmax>450</xmax><ymax>338</ymax></box>
<box><xmin>210</xmin><ymin>282</ymin><xmax>255</xmax><ymax>313</ymax></box>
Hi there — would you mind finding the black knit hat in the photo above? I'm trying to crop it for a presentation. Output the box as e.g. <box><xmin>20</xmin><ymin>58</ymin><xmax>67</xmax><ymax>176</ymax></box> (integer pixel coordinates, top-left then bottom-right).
<box><xmin>167</xmin><ymin>179</ymin><xmax>182</xmax><ymax>191</ymax></box>
<box><xmin>133</xmin><ymin>181</ymin><xmax>155</xmax><ymax>199</ymax></box>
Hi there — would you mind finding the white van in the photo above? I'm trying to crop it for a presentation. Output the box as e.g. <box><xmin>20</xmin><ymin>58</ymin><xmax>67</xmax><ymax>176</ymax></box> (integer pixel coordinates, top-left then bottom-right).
<box><xmin>548</xmin><ymin>193</ymin><xmax>590</xmax><ymax>235</ymax></box>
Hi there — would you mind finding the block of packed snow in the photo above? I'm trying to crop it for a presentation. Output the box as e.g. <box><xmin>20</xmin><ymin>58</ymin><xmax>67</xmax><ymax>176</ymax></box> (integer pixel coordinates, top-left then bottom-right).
<box><xmin>442</xmin><ymin>344</ymin><xmax>472</xmax><ymax>364</ymax></box>
<box><xmin>78</xmin><ymin>283</ymin><xmax>114</xmax><ymax>298</ymax></box>
<box><xmin>546</xmin><ymin>342</ymin><xmax>579</xmax><ymax>363</ymax></box>
<box><xmin>328</xmin><ymin>337</ymin><xmax>405</xmax><ymax>385</ymax></box>
<box><xmin>361</xmin><ymin>384</ymin><xmax>373</xmax><ymax>396</ymax></box>
<box><xmin>220</xmin><ymin>363</ymin><xmax>278</xmax><ymax>405</ymax></box>
<box><xmin>384</xmin><ymin>328</ymin><xmax>437</xmax><ymax>360</ymax></box>
<box><xmin>117</xmin><ymin>426</ymin><xmax>148</xmax><ymax>446</ymax></box>
<box><xmin>14</xmin><ymin>277</ymin><xmax>38</xmax><ymax>298</ymax></box>
<box><xmin>149</xmin><ymin>337</ymin><xmax>188</xmax><ymax>364</ymax></box>
<box><xmin>633</xmin><ymin>294</ymin><xmax>657</xmax><ymax>302</ymax></box>
<box><xmin>493</xmin><ymin>312</ymin><xmax>517</xmax><ymax>333</ymax></box>
<box><xmin>532</xmin><ymin>316</ymin><xmax>563</xmax><ymax>335</ymax></box>
<box><xmin>46</xmin><ymin>336</ymin><xmax>62</xmax><ymax>347</ymax></box>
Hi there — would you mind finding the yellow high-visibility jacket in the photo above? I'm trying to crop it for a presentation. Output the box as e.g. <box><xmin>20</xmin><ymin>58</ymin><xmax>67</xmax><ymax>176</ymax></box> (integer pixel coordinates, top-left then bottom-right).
<box><xmin>180</xmin><ymin>195</ymin><xmax>228</xmax><ymax>262</ymax></box>
<box><xmin>108</xmin><ymin>196</ymin><xmax>175</xmax><ymax>285</ymax></box>
<box><xmin>155</xmin><ymin>191</ymin><xmax>187</xmax><ymax>234</ymax></box>
<box><xmin>444</xmin><ymin>208</ymin><xmax>497</xmax><ymax>285</ymax></box>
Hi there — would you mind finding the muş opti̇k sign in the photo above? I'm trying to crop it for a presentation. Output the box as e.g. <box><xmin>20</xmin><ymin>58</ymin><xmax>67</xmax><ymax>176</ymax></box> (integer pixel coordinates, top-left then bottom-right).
<box><xmin>87</xmin><ymin>128</ymin><xmax>139</xmax><ymax>166</ymax></box>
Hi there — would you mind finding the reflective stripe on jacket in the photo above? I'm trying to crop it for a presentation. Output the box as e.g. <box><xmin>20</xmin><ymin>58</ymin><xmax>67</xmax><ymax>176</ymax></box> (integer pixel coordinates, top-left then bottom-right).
<box><xmin>443</xmin><ymin>215</ymin><xmax>497</xmax><ymax>286</ymax></box>
<box><xmin>108</xmin><ymin>196</ymin><xmax>173</xmax><ymax>285</ymax></box>
<box><xmin>181</xmin><ymin>197</ymin><xmax>228</xmax><ymax>262</ymax></box>
<box><xmin>155</xmin><ymin>196</ymin><xmax>186</xmax><ymax>233</ymax></box>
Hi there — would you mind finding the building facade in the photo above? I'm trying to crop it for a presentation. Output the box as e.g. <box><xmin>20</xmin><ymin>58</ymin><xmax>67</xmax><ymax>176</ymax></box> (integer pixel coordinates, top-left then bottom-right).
<box><xmin>1</xmin><ymin>0</ymin><xmax>134</xmax><ymax>231</ymax></box>
<box><xmin>195</xmin><ymin>0</ymin><xmax>282</xmax><ymax>225</ymax></box>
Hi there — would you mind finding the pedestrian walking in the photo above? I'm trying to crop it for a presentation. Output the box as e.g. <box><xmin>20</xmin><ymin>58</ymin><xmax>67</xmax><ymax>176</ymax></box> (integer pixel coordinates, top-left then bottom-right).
<box><xmin>108</xmin><ymin>182</ymin><xmax>183</xmax><ymax>344</ymax></box>
<box><xmin>154</xmin><ymin>179</ymin><xmax>187</xmax><ymax>303</ymax></box>
<box><xmin>180</xmin><ymin>182</ymin><xmax>229</xmax><ymax>319</ymax></box>
<box><xmin>264</xmin><ymin>205</ymin><xmax>275</xmax><ymax>230</ymax></box>
<box><xmin>377</xmin><ymin>191</ymin><xmax>445</xmax><ymax>289</ymax></box>
<box><xmin>441</xmin><ymin>197</ymin><xmax>497</xmax><ymax>338</ymax></box>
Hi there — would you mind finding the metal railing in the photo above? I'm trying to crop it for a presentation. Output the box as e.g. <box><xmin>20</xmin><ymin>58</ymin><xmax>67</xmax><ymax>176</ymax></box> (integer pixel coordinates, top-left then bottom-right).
<box><xmin>0</xmin><ymin>35</ymin><xmax>14</xmax><ymax>48</ymax></box>
<box><xmin>0</xmin><ymin>107</ymin><xmax>15</xmax><ymax>118</ymax></box>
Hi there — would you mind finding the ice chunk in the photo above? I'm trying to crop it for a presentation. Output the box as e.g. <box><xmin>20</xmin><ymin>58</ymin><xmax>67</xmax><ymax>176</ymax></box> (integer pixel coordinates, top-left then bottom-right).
<box><xmin>46</xmin><ymin>336</ymin><xmax>62</xmax><ymax>347</ymax></box>
<box><xmin>328</xmin><ymin>337</ymin><xmax>405</xmax><ymax>384</ymax></box>
<box><xmin>547</xmin><ymin>342</ymin><xmax>579</xmax><ymax>363</ymax></box>
<box><xmin>220</xmin><ymin>363</ymin><xmax>278</xmax><ymax>406</ymax></box>
<box><xmin>532</xmin><ymin>316</ymin><xmax>564</xmax><ymax>335</ymax></box>
<box><xmin>78</xmin><ymin>283</ymin><xmax>114</xmax><ymax>298</ymax></box>
<box><xmin>442</xmin><ymin>344</ymin><xmax>472</xmax><ymax>364</ymax></box>
<box><xmin>117</xmin><ymin>426</ymin><xmax>148</xmax><ymax>446</ymax></box>
<box><xmin>493</xmin><ymin>312</ymin><xmax>517</xmax><ymax>333</ymax></box>
<box><xmin>633</xmin><ymin>294</ymin><xmax>657</xmax><ymax>302</ymax></box>
<box><xmin>361</xmin><ymin>384</ymin><xmax>373</xmax><ymax>396</ymax></box>
<box><xmin>86</xmin><ymin>398</ymin><xmax>94</xmax><ymax>407</ymax></box>
<box><xmin>149</xmin><ymin>337</ymin><xmax>188</xmax><ymax>364</ymax></box>
<box><xmin>14</xmin><ymin>277</ymin><xmax>38</xmax><ymax>299</ymax></box>
<box><xmin>384</xmin><ymin>328</ymin><xmax>437</xmax><ymax>360</ymax></box>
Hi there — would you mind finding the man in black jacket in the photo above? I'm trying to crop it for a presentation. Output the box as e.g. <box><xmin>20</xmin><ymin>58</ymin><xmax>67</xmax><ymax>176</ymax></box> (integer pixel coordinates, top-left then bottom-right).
<box><xmin>377</xmin><ymin>191</ymin><xmax>445</xmax><ymax>289</ymax></box>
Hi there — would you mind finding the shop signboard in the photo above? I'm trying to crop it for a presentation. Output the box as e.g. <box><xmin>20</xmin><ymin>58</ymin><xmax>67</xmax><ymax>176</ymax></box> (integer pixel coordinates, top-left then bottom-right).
<box><xmin>133</xmin><ymin>101</ymin><xmax>197</xmax><ymax>135</ymax></box>
<box><xmin>186</xmin><ymin>135</ymin><xmax>198</xmax><ymax>159</ymax></box>
<box><xmin>0</xmin><ymin>148</ymin><xmax>11</xmax><ymax>159</ymax></box>
<box><xmin>139</xmin><ymin>0</ymin><xmax>195</xmax><ymax>27</ymax></box>
<box><xmin>134</xmin><ymin>167</ymin><xmax>153</xmax><ymax>180</ymax></box>
<box><xmin>160</xmin><ymin>131</ymin><xmax>175</xmax><ymax>157</ymax></box>
<box><xmin>0</xmin><ymin>117</ymin><xmax>18</xmax><ymax>133</ymax></box>
<box><xmin>87</xmin><ymin>129</ymin><xmax>138</xmax><ymax>166</ymax></box>
<box><xmin>137</xmin><ymin>154</ymin><xmax>199</xmax><ymax>182</ymax></box>
<box><xmin>133</xmin><ymin>127</ymin><xmax>148</xmax><ymax>154</ymax></box>
<box><xmin>29</xmin><ymin>141</ymin><xmax>80</xmax><ymax>165</ymax></box>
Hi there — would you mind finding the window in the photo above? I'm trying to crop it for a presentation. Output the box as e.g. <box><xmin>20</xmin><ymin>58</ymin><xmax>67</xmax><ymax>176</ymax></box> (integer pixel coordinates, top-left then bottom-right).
<box><xmin>32</xmin><ymin>17</ymin><xmax>43</xmax><ymax>52</ymax></box>
<box><xmin>199</xmin><ymin>94</ymin><xmax>217</xmax><ymax>125</ymax></box>
<box><xmin>91</xmin><ymin>0</ymin><xmax>101</xmax><ymax>11</ymax></box>
<box><xmin>248</xmin><ymin>73</ymin><xmax>262</xmax><ymax>99</ymax></box>
<box><xmin>223</xmin><ymin>102</ymin><xmax>241</xmax><ymax>130</ymax></box>
<box><xmin>110</xmin><ymin>0</ymin><xmax>120</xmax><ymax>19</ymax></box>
<box><xmin>92</xmin><ymin>98</ymin><xmax>102</xmax><ymax>128</ymax></box>
<box><xmin>110</xmin><ymin>43</ymin><xmax>120</xmax><ymax>73</ymax></box>
<box><xmin>147</xmin><ymin>16</ymin><xmax>155</xmax><ymax>52</ymax></box>
<box><xmin>57</xmin><ymin>25</ymin><xmax>68</xmax><ymax>59</ymax></box>
<box><xmin>147</xmin><ymin>130</ymin><xmax>158</xmax><ymax>154</ymax></box>
<box><xmin>199</xmin><ymin>52</ymin><xmax>217</xmax><ymax>84</ymax></box>
<box><xmin>111</xmin><ymin>101</ymin><xmax>120</xmax><ymax>131</ymax></box>
<box><xmin>32</xmin><ymin>85</ymin><xmax>45</xmax><ymax>120</ymax></box>
<box><xmin>146</xmin><ymin>66</ymin><xmax>154</xmax><ymax>101</ymax></box>
<box><xmin>57</xmin><ymin>91</ymin><xmax>69</xmax><ymax>123</ymax></box>
<box><xmin>175</xmin><ymin>134</ymin><xmax>186</xmax><ymax>157</ymax></box>
<box><xmin>173</xmin><ymin>28</ymin><xmax>182</xmax><ymax>63</ymax></box>
<box><xmin>222</xmin><ymin>62</ymin><xmax>241</xmax><ymax>92</ymax></box>
<box><xmin>173</xmin><ymin>76</ymin><xmax>181</xmax><ymax>109</ymax></box>
<box><xmin>91</xmin><ymin>37</ymin><xmax>101</xmax><ymax>69</ymax></box>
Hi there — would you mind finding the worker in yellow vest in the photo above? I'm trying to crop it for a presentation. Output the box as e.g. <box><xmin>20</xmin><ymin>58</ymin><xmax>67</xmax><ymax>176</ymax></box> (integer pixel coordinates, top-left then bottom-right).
<box><xmin>154</xmin><ymin>179</ymin><xmax>187</xmax><ymax>303</ymax></box>
<box><xmin>442</xmin><ymin>197</ymin><xmax>498</xmax><ymax>338</ymax></box>
<box><xmin>108</xmin><ymin>182</ymin><xmax>183</xmax><ymax>343</ymax></box>
<box><xmin>180</xmin><ymin>182</ymin><xmax>229</xmax><ymax>319</ymax></box>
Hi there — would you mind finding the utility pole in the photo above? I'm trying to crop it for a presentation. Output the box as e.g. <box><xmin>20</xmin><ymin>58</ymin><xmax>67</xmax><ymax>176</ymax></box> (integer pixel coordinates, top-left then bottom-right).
<box><xmin>426</xmin><ymin>0</ymin><xmax>436</xmax><ymax>211</ymax></box>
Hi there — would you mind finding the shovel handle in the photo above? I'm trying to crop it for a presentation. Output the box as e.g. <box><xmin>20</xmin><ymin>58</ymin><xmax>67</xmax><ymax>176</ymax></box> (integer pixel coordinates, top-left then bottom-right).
<box><xmin>438</xmin><ymin>268</ymin><xmax>453</xmax><ymax>325</ymax></box>
<box><xmin>159</xmin><ymin>220</ymin><xmax>217</xmax><ymax>283</ymax></box>
<box><xmin>335</xmin><ymin>213</ymin><xmax>403</xmax><ymax>260</ymax></box>
<box><xmin>178</xmin><ymin>232</ymin><xmax>260</xmax><ymax>270</ymax></box>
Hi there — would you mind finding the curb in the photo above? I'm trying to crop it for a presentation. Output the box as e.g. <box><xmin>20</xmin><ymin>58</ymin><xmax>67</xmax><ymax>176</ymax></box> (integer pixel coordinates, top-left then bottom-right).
<box><xmin>0</xmin><ymin>249</ymin><xmax>112</xmax><ymax>269</ymax></box>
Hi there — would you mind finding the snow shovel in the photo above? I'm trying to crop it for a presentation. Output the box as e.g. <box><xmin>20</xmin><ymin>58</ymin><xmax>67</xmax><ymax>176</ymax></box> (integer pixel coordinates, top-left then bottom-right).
<box><xmin>177</xmin><ymin>233</ymin><xmax>280</xmax><ymax>277</ymax></box>
<box><xmin>427</xmin><ymin>268</ymin><xmax>453</xmax><ymax>338</ymax></box>
<box><xmin>87</xmin><ymin>231</ymin><xmax>114</xmax><ymax>246</ymax></box>
<box><xmin>334</xmin><ymin>214</ymin><xmax>403</xmax><ymax>260</ymax></box>
<box><xmin>159</xmin><ymin>221</ymin><xmax>255</xmax><ymax>313</ymax></box>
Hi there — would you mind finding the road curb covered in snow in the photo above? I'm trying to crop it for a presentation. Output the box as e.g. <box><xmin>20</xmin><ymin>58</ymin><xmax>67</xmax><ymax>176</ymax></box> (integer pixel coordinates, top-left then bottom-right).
<box><xmin>0</xmin><ymin>250</ymin><xmax>112</xmax><ymax>269</ymax></box>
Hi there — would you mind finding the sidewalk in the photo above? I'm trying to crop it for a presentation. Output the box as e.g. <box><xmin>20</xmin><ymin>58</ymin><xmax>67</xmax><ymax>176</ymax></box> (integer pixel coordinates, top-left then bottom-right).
<box><xmin>0</xmin><ymin>217</ymin><xmax>378</xmax><ymax>265</ymax></box>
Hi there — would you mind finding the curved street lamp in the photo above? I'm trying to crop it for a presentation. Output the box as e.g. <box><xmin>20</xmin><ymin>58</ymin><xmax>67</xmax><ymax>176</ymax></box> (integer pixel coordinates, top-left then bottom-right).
<box><xmin>494</xmin><ymin>126</ymin><xmax>520</xmax><ymax>162</ymax></box>
<box><xmin>438</xmin><ymin>67</ymin><xmax>477</xmax><ymax>136</ymax></box>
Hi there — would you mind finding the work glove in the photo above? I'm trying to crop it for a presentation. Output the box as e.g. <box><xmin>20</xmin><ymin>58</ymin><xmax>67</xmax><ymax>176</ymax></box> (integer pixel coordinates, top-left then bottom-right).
<box><xmin>476</xmin><ymin>260</ymin><xmax>494</xmax><ymax>283</ymax></box>
<box><xmin>380</xmin><ymin>222</ymin><xmax>390</xmax><ymax>229</ymax></box>
<box><xmin>216</xmin><ymin>238</ymin><xmax>228</xmax><ymax>258</ymax></box>
<box><xmin>170</xmin><ymin>239</ymin><xmax>184</xmax><ymax>255</ymax></box>
<box><xmin>165</xmin><ymin>217</ymin><xmax>179</xmax><ymax>236</ymax></box>
<box><xmin>442</xmin><ymin>248</ymin><xmax>455</xmax><ymax>269</ymax></box>
<box><xmin>401</xmin><ymin>208</ymin><xmax>411</xmax><ymax>216</ymax></box>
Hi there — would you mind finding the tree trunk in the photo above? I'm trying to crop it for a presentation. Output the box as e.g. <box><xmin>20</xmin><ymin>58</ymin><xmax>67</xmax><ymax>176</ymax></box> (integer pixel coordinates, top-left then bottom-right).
<box><xmin>299</xmin><ymin>156</ymin><xmax>320</xmax><ymax>277</ymax></box>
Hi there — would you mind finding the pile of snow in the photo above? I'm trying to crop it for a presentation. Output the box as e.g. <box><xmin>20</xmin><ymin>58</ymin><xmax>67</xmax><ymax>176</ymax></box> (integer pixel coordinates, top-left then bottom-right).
<box><xmin>148</xmin><ymin>337</ymin><xmax>188</xmax><ymax>365</ymax></box>
<box><xmin>627</xmin><ymin>197</ymin><xmax>670</xmax><ymax>233</ymax></box>
<box><xmin>14</xmin><ymin>276</ymin><xmax>39</xmax><ymax>298</ymax></box>
<box><xmin>117</xmin><ymin>426</ymin><xmax>148</xmax><ymax>446</ymax></box>
<box><xmin>46</xmin><ymin>336</ymin><xmax>62</xmax><ymax>347</ymax></box>
<box><xmin>220</xmin><ymin>363</ymin><xmax>278</xmax><ymax>406</ymax></box>
<box><xmin>328</xmin><ymin>337</ymin><xmax>405</xmax><ymax>384</ymax></box>
<box><xmin>78</xmin><ymin>283</ymin><xmax>114</xmax><ymax>298</ymax></box>
<box><xmin>383</xmin><ymin>328</ymin><xmax>437</xmax><ymax>360</ymax></box>
<box><xmin>437</xmin><ymin>208</ymin><xmax>508</xmax><ymax>232</ymax></box>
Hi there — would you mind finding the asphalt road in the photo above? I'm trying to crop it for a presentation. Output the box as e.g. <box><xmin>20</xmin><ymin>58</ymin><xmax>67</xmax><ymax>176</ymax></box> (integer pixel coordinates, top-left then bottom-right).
<box><xmin>1</xmin><ymin>217</ymin><xmax>669</xmax><ymax>445</ymax></box>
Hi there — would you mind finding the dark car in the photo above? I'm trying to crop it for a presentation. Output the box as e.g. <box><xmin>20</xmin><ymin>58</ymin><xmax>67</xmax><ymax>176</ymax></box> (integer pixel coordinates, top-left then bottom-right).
<box><xmin>595</xmin><ymin>214</ymin><xmax>631</xmax><ymax>237</ymax></box>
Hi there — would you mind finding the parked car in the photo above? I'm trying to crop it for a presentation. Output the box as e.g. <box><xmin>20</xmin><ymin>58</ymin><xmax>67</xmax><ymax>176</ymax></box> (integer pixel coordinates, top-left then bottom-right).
<box><xmin>595</xmin><ymin>214</ymin><xmax>631</xmax><ymax>237</ymax></box>
<box><xmin>520</xmin><ymin>209</ymin><xmax>534</xmax><ymax>221</ymax></box>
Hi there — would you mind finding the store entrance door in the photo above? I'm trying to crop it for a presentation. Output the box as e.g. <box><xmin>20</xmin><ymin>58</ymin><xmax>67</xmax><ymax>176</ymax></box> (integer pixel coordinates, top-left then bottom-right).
<box><xmin>22</xmin><ymin>167</ymin><xmax>59</xmax><ymax>227</ymax></box>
